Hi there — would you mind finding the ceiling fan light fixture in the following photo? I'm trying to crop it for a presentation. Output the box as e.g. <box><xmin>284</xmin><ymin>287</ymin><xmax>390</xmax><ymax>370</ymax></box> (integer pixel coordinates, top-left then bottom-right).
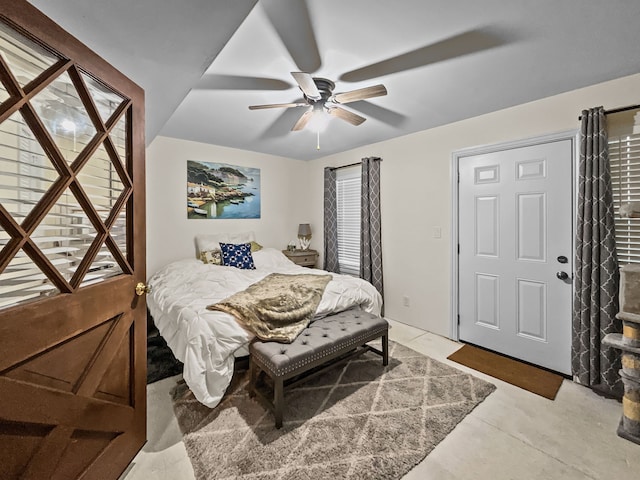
<box><xmin>309</xmin><ymin>108</ymin><xmax>330</xmax><ymax>132</ymax></box>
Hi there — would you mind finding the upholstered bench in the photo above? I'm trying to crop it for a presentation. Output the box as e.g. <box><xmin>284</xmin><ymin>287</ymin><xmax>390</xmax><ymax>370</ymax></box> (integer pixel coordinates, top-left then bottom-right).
<box><xmin>248</xmin><ymin>310</ymin><xmax>389</xmax><ymax>428</ymax></box>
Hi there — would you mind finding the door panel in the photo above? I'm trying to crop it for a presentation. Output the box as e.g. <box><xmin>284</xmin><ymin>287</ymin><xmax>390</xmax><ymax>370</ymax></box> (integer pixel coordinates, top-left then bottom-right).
<box><xmin>516</xmin><ymin>278</ymin><xmax>546</xmax><ymax>340</ymax></box>
<box><xmin>475</xmin><ymin>195</ymin><xmax>499</xmax><ymax>256</ymax></box>
<box><xmin>0</xmin><ymin>2</ymin><xmax>146</xmax><ymax>479</ymax></box>
<box><xmin>517</xmin><ymin>192</ymin><xmax>545</xmax><ymax>261</ymax></box>
<box><xmin>475</xmin><ymin>273</ymin><xmax>499</xmax><ymax>328</ymax></box>
<box><xmin>459</xmin><ymin>139</ymin><xmax>573</xmax><ymax>375</ymax></box>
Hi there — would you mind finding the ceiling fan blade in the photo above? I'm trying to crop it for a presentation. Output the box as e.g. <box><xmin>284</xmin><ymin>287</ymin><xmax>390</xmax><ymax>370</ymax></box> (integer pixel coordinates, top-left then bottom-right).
<box><xmin>261</xmin><ymin>0</ymin><xmax>321</xmax><ymax>73</ymax></box>
<box><xmin>347</xmin><ymin>100</ymin><xmax>408</xmax><ymax>127</ymax></box>
<box><xmin>291</xmin><ymin>72</ymin><xmax>321</xmax><ymax>101</ymax></box>
<box><xmin>194</xmin><ymin>74</ymin><xmax>292</xmax><ymax>91</ymax></box>
<box><xmin>327</xmin><ymin>107</ymin><xmax>366</xmax><ymax>126</ymax></box>
<box><xmin>260</xmin><ymin>107</ymin><xmax>310</xmax><ymax>140</ymax></box>
<box><xmin>340</xmin><ymin>29</ymin><xmax>507</xmax><ymax>83</ymax></box>
<box><xmin>333</xmin><ymin>85</ymin><xmax>387</xmax><ymax>104</ymax></box>
<box><xmin>249</xmin><ymin>102</ymin><xmax>307</xmax><ymax>110</ymax></box>
<box><xmin>291</xmin><ymin>108</ymin><xmax>314</xmax><ymax>131</ymax></box>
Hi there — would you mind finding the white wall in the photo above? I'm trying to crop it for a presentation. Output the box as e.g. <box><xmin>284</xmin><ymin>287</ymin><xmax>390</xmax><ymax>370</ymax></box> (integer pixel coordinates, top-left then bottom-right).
<box><xmin>306</xmin><ymin>72</ymin><xmax>640</xmax><ymax>336</ymax></box>
<box><xmin>146</xmin><ymin>136</ymin><xmax>307</xmax><ymax>276</ymax></box>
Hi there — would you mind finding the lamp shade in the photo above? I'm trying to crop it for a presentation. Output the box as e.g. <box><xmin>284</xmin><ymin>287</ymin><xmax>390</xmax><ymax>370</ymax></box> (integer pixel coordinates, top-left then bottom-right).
<box><xmin>298</xmin><ymin>223</ymin><xmax>312</xmax><ymax>237</ymax></box>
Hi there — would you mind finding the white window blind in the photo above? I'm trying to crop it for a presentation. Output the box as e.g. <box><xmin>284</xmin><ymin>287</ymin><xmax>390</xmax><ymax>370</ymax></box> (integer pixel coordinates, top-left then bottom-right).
<box><xmin>609</xmin><ymin>132</ymin><xmax>640</xmax><ymax>265</ymax></box>
<box><xmin>336</xmin><ymin>168</ymin><xmax>361</xmax><ymax>276</ymax></box>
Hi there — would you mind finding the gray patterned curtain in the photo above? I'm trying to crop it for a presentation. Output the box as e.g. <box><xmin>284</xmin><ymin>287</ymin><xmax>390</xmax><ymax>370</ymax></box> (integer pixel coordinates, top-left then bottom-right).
<box><xmin>573</xmin><ymin>107</ymin><xmax>622</xmax><ymax>397</ymax></box>
<box><xmin>360</xmin><ymin>157</ymin><xmax>384</xmax><ymax>302</ymax></box>
<box><xmin>323</xmin><ymin>167</ymin><xmax>339</xmax><ymax>272</ymax></box>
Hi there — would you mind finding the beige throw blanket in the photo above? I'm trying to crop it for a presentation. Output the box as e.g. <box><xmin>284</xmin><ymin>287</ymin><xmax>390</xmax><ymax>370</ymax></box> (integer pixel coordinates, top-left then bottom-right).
<box><xmin>207</xmin><ymin>273</ymin><xmax>332</xmax><ymax>343</ymax></box>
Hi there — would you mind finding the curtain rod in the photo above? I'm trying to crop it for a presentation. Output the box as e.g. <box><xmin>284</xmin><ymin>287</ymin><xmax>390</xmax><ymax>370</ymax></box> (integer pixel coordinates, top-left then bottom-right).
<box><xmin>329</xmin><ymin>158</ymin><xmax>383</xmax><ymax>171</ymax></box>
<box><xmin>578</xmin><ymin>104</ymin><xmax>640</xmax><ymax>120</ymax></box>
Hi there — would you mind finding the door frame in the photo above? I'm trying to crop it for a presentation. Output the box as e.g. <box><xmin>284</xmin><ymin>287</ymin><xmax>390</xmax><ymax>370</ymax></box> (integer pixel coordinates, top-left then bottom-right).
<box><xmin>450</xmin><ymin>130</ymin><xmax>578</xmax><ymax>341</ymax></box>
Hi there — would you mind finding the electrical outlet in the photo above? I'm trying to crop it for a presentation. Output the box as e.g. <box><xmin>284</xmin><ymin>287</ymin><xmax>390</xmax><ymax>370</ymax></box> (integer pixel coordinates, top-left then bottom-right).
<box><xmin>403</xmin><ymin>295</ymin><xmax>410</xmax><ymax>307</ymax></box>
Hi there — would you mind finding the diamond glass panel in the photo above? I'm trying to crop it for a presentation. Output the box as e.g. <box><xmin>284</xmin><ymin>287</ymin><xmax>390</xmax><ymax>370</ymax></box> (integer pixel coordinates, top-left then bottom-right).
<box><xmin>0</xmin><ymin>110</ymin><xmax>58</xmax><ymax>224</ymax></box>
<box><xmin>0</xmin><ymin>249</ymin><xmax>59</xmax><ymax>309</ymax></box>
<box><xmin>29</xmin><ymin>71</ymin><xmax>97</xmax><ymax>164</ymax></box>
<box><xmin>31</xmin><ymin>184</ymin><xmax>125</xmax><ymax>288</ymax></box>
<box><xmin>81</xmin><ymin>242</ymin><xmax>122</xmax><ymax>287</ymax></box>
<box><xmin>0</xmin><ymin>225</ymin><xmax>8</xmax><ymax>250</ymax></box>
<box><xmin>81</xmin><ymin>72</ymin><xmax>125</xmax><ymax>124</ymax></box>
<box><xmin>0</xmin><ymin>22</ymin><xmax>60</xmax><ymax>88</ymax></box>
<box><xmin>0</xmin><ymin>83</ymin><xmax>9</xmax><ymax>104</ymax></box>
<box><xmin>76</xmin><ymin>143</ymin><xmax>124</xmax><ymax>222</ymax></box>
<box><xmin>111</xmin><ymin>209</ymin><xmax>127</xmax><ymax>262</ymax></box>
<box><xmin>32</xmin><ymin>186</ymin><xmax>96</xmax><ymax>283</ymax></box>
<box><xmin>111</xmin><ymin>114</ymin><xmax>127</xmax><ymax>165</ymax></box>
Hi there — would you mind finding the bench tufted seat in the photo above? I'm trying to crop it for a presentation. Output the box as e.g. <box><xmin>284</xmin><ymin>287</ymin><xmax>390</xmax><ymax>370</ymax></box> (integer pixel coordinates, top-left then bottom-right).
<box><xmin>249</xmin><ymin>309</ymin><xmax>388</xmax><ymax>428</ymax></box>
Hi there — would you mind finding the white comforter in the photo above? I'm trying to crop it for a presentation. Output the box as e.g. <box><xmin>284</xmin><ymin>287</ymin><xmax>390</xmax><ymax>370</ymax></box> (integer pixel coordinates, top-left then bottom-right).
<box><xmin>147</xmin><ymin>248</ymin><xmax>382</xmax><ymax>407</ymax></box>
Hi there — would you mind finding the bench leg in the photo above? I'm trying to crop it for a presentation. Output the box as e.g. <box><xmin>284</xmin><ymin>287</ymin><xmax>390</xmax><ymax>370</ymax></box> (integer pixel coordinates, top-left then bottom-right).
<box><xmin>248</xmin><ymin>358</ymin><xmax>257</xmax><ymax>398</ymax></box>
<box><xmin>382</xmin><ymin>333</ymin><xmax>389</xmax><ymax>366</ymax></box>
<box><xmin>274</xmin><ymin>377</ymin><xmax>284</xmax><ymax>429</ymax></box>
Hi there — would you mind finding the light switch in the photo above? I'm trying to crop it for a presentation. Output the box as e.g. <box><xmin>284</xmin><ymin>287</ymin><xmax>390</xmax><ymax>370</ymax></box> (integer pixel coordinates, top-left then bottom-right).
<box><xmin>433</xmin><ymin>226</ymin><xmax>442</xmax><ymax>238</ymax></box>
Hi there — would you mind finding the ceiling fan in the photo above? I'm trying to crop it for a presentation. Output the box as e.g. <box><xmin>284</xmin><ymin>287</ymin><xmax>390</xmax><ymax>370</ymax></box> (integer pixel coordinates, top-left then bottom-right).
<box><xmin>248</xmin><ymin>72</ymin><xmax>387</xmax><ymax>131</ymax></box>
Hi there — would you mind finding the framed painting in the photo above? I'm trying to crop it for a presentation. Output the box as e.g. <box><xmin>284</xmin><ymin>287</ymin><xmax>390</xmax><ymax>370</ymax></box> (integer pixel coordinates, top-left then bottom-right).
<box><xmin>187</xmin><ymin>160</ymin><xmax>261</xmax><ymax>219</ymax></box>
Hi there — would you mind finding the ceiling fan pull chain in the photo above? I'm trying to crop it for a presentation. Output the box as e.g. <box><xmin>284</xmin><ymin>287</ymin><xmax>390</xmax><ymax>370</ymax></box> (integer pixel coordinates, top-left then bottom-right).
<box><xmin>317</xmin><ymin>130</ymin><xmax>320</xmax><ymax>150</ymax></box>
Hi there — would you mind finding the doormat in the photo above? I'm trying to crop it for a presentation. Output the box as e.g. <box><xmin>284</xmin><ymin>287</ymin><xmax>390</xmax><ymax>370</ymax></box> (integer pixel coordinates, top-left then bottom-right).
<box><xmin>447</xmin><ymin>344</ymin><xmax>564</xmax><ymax>400</ymax></box>
<box><xmin>170</xmin><ymin>341</ymin><xmax>496</xmax><ymax>480</ymax></box>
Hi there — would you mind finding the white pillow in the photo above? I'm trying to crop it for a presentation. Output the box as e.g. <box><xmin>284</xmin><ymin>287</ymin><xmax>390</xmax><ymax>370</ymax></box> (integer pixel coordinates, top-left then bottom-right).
<box><xmin>227</xmin><ymin>231</ymin><xmax>256</xmax><ymax>244</ymax></box>
<box><xmin>252</xmin><ymin>248</ymin><xmax>295</xmax><ymax>269</ymax></box>
<box><xmin>195</xmin><ymin>231</ymin><xmax>255</xmax><ymax>256</ymax></box>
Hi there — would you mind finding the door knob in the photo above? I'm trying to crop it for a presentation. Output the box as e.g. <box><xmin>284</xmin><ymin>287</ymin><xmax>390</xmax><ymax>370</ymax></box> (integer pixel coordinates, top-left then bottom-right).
<box><xmin>556</xmin><ymin>271</ymin><xmax>569</xmax><ymax>280</ymax></box>
<box><xmin>135</xmin><ymin>282</ymin><xmax>151</xmax><ymax>296</ymax></box>
<box><xmin>557</xmin><ymin>255</ymin><xmax>568</xmax><ymax>264</ymax></box>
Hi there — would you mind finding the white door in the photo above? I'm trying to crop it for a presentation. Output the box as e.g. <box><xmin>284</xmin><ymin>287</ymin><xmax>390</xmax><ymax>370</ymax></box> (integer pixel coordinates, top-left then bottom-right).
<box><xmin>458</xmin><ymin>139</ymin><xmax>573</xmax><ymax>375</ymax></box>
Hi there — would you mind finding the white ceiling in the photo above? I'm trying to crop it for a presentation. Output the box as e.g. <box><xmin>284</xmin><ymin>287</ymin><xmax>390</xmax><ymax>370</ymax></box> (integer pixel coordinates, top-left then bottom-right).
<box><xmin>29</xmin><ymin>0</ymin><xmax>640</xmax><ymax>160</ymax></box>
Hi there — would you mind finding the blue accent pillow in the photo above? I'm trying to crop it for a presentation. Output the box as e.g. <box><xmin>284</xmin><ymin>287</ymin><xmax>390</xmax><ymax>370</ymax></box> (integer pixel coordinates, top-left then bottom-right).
<box><xmin>219</xmin><ymin>242</ymin><xmax>256</xmax><ymax>270</ymax></box>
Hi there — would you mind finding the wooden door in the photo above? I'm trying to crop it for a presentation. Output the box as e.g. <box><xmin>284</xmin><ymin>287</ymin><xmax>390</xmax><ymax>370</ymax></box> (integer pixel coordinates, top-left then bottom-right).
<box><xmin>458</xmin><ymin>139</ymin><xmax>573</xmax><ymax>374</ymax></box>
<box><xmin>0</xmin><ymin>2</ymin><xmax>146</xmax><ymax>479</ymax></box>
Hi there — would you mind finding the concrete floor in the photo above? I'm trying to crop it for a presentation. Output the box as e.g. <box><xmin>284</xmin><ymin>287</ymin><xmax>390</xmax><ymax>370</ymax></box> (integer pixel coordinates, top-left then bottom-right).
<box><xmin>121</xmin><ymin>319</ymin><xmax>640</xmax><ymax>479</ymax></box>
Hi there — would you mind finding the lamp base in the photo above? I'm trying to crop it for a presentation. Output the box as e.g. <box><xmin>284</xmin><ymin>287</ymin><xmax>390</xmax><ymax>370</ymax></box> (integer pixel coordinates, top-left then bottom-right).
<box><xmin>298</xmin><ymin>236</ymin><xmax>311</xmax><ymax>250</ymax></box>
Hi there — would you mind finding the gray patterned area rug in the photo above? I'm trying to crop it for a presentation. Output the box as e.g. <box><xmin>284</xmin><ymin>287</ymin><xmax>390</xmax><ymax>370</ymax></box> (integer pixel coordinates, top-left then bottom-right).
<box><xmin>170</xmin><ymin>341</ymin><xmax>495</xmax><ymax>480</ymax></box>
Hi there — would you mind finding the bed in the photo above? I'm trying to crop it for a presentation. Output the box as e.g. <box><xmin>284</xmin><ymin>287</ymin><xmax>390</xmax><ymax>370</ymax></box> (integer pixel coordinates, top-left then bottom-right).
<box><xmin>146</xmin><ymin>235</ymin><xmax>383</xmax><ymax>408</ymax></box>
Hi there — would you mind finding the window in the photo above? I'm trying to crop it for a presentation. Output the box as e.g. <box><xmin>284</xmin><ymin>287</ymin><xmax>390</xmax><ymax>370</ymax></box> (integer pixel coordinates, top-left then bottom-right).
<box><xmin>336</xmin><ymin>166</ymin><xmax>361</xmax><ymax>275</ymax></box>
<box><xmin>609</xmin><ymin>122</ymin><xmax>640</xmax><ymax>265</ymax></box>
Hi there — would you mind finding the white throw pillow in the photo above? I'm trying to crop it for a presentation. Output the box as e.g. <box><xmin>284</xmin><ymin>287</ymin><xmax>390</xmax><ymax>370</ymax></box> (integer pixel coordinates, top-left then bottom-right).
<box><xmin>195</xmin><ymin>231</ymin><xmax>255</xmax><ymax>256</ymax></box>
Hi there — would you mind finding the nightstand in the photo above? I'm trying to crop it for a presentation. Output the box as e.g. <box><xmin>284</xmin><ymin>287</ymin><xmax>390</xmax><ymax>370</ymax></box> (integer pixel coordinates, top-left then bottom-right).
<box><xmin>282</xmin><ymin>249</ymin><xmax>318</xmax><ymax>268</ymax></box>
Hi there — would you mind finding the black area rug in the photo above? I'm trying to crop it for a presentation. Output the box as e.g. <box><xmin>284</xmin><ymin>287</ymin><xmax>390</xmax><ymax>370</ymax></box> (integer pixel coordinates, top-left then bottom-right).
<box><xmin>147</xmin><ymin>313</ymin><xmax>183</xmax><ymax>384</ymax></box>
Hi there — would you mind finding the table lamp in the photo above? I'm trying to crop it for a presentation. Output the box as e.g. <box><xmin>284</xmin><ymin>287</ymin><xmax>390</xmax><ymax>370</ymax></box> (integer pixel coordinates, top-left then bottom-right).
<box><xmin>298</xmin><ymin>223</ymin><xmax>312</xmax><ymax>250</ymax></box>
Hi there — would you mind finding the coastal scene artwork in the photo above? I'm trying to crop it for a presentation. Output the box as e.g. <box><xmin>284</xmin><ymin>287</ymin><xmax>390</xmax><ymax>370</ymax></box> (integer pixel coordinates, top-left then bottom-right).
<box><xmin>187</xmin><ymin>160</ymin><xmax>260</xmax><ymax>219</ymax></box>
